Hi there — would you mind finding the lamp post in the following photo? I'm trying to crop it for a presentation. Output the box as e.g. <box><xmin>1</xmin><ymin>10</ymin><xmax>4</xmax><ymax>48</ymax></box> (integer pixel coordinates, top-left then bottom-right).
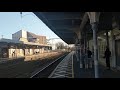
<box><xmin>1</xmin><ymin>35</ymin><xmax>3</xmax><ymax>39</ymax></box>
<box><xmin>20</xmin><ymin>12</ymin><xmax>37</xmax><ymax>30</ymax></box>
<box><xmin>20</xmin><ymin>12</ymin><xmax>36</xmax><ymax>19</ymax></box>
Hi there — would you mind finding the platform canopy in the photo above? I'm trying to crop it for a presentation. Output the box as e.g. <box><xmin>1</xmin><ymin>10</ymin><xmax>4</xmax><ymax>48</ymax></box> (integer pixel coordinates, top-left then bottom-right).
<box><xmin>34</xmin><ymin>12</ymin><xmax>120</xmax><ymax>44</ymax></box>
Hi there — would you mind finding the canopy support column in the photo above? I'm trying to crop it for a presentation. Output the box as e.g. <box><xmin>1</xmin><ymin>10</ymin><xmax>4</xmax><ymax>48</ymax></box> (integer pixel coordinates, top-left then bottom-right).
<box><xmin>87</xmin><ymin>12</ymin><xmax>100</xmax><ymax>78</ymax></box>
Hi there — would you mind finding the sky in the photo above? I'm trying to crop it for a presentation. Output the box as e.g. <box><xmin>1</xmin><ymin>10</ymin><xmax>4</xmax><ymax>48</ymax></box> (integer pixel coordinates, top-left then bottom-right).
<box><xmin>0</xmin><ymin>12</ymin><xmax>67</xmax><ymax>45</ymax></box>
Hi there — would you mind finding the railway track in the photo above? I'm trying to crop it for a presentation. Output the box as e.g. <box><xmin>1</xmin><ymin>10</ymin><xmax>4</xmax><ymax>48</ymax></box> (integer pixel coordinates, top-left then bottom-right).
<box><xmin>30</xmin><ymin>53</ymin><xmax>69</xmax><ymax>78</ymax></box>
<box><xmin>0</xmin><ymin>52</ymin><xmax>68</xmax><ymax>78</ymax></box>
<box><xmin>48</xmin><ymin>51</ymin><xmax>74</xmax><ymax>78</ymax></box>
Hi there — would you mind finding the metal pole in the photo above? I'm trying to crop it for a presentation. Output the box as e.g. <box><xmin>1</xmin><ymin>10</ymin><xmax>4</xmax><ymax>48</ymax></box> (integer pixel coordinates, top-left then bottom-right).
<box><xmin>84</xmin><ymin>32</ymin><xmax>87</xmax><ymax>54</ymax></box>
<box><xmin>106</xmin><ymin>30</ymin><xmax>109</xmax><ymax>48</ymax></box>
<box><xmin>77</xmin><ymin>31</ymin><xmax>82</xmax><ymax>61</ymax></box>
<box><xmin>87</xmin><ymin>40</ymin><xmax>89</xmax><ymax>49</ymax></box>
<box><xmin>20</xmin><ymin>12</ymin><xmax>22</xmax><ymax>18</ymax></box>
<box><xmin>1</xmin><ymin>35</ymin><xmax>3</xmax><ymax>39</ymax></box>
<box><xmin>79</xmin><ymin>39</ymin><xmax>82</xmax><ymax>61</ymax></box>
<box><xmin>83</xmin><ymin>32</ymin><xmax>87</xmax><ymax>68</ymax></box>
<box><xmin>80</xmin><ymin>38</ymin><xmax>85</xmax><ymax>68</ymax></box>
<box><xmin>79</xmin><ymin>39</ymin><xmax>83</xmax><ymax>68</ymax></box>
<box><xmin>111</xmin><ymin>30</ymin><xmax>116</xmax><ymax>67</ymax></box>
<box><xmin>75</xmin><ymin>39</ymin><xmax>79</xmax><ymax>61</ymax></box>
<box><xmin>91</xmin><ymin>22</ymin><xmax>99</xmax><ymax>78</ymax></box>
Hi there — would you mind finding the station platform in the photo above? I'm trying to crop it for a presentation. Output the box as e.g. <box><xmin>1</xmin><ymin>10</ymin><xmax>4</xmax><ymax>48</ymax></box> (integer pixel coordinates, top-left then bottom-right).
<box><xmin>50</xmin><ymin>51</ymin><xmax>120</xmax><ymax>78</ymax></box>
<box><xmin>73</xmin><ymin>52</ymin><xmax>120</xmax><ymax>78</ymax></box>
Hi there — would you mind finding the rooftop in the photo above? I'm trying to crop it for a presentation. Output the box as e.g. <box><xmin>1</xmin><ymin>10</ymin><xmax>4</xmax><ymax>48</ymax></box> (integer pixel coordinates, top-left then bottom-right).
<box><xmin>0</xmin><ymin>38</ymin><xmax>50</xmax><ymax>47</ymax></box>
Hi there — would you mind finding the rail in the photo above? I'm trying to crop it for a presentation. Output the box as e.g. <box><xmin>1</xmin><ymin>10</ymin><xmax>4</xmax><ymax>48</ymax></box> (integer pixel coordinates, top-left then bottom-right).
<box><xmin>48</xmin><ymin>51</ymin><xmax>74</xmax><ymax>78</ymax></box>
<box><xmin>30</xmin><ymin>53</ymin><xmax>67</xmax><ymax>78</ymax></box>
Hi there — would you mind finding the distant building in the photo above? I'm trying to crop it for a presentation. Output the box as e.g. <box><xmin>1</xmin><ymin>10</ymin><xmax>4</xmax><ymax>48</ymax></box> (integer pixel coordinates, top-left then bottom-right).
<box><xmin>12</xmin><ymin>30</ymin><xmax>28</xmax><ymax>42</ymax></box>
<box><xmin>27</xmin><ymin>31</ymin><xmax>47</xmax><ymax>45</ymax></box>
<box><xmin>12</xmin><ymin>30</ymin><xmax>47</xmax><ymax>45</ymax></box>
<box><xmin>0</xmin><ymin>38</ymin><xmax>24</xmax><ymax>58</ymax></box>
<box><xmin>0</xmin><ymin>30</ymin><xmax>51</xmax><ymax>59</ymax></box>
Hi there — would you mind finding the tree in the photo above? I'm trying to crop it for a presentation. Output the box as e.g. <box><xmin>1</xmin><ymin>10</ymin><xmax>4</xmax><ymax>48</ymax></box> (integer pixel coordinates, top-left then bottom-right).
<box><xmin>55</xmin><ymin>42</ymin><xmax>64</xmax><ymax>50</ymax></box>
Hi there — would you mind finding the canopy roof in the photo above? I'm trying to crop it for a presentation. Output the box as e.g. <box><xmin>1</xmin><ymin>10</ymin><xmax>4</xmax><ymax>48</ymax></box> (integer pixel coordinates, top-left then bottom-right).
<box><xmin>34</xmin><ymin>12</ymin><xmax>120</xmax><ymax>44</ymax></box>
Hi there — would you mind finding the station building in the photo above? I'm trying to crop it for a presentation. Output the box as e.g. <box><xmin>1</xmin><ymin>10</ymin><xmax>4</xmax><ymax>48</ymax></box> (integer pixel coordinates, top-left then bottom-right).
<box><xmin>0</xmin><ymin>30</ymin><xmax>51</xmax><ymax>59</ymax></box>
